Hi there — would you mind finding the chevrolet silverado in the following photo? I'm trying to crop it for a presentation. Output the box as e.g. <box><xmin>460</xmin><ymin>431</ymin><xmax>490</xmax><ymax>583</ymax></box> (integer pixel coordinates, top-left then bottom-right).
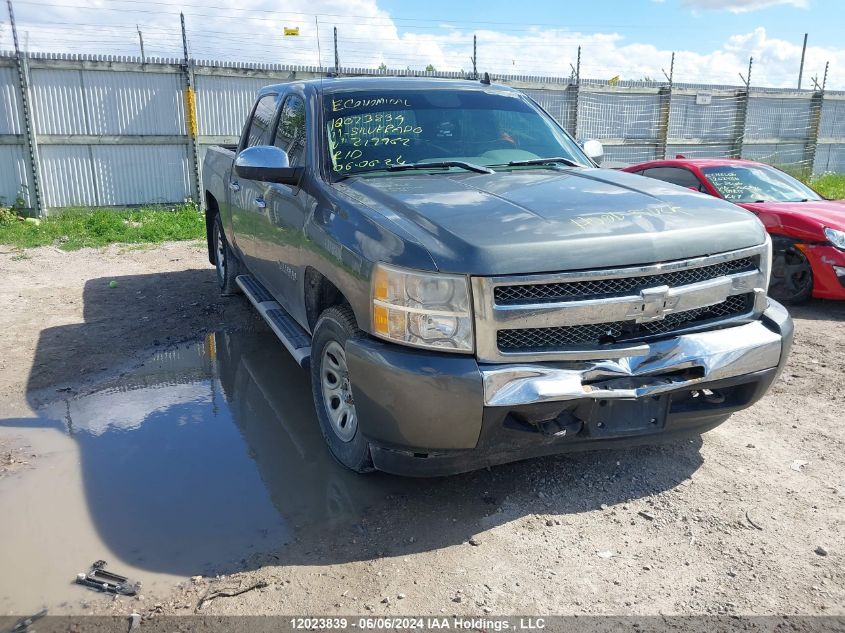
<box><xmin>202</xmin><ymin>77</ymin><xmax>793</xmax><ymax>476</ymax></box>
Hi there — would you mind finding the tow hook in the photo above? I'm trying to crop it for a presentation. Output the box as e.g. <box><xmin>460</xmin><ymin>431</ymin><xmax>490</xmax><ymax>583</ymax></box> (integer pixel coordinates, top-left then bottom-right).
<box><xmin>692</xmin><ymin>388</ymin><xmax>726</xmax><ymax>404</ymax></box>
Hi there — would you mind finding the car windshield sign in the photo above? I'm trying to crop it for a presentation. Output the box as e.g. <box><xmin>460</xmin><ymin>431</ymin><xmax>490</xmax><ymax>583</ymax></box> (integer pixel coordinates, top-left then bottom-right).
<box><xmin>323</xmin><ymin>88</ymin><xmax>588</xmax><ymax>178</ymax></box>
<box><xmin>702</xmin><ymin>165</ymin><xmax>821</xmax><ymax>203</ymax></box>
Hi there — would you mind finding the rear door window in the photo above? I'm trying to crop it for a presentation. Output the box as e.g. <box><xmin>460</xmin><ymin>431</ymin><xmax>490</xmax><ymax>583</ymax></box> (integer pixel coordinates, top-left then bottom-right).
<box><xmin>273</xmin><ymin>95</ymin><xmax>307</xmax><ymax>167</ymax></box>
<box><xmin>642</xmin><ymin>167</ymin><xmax>705</xmax><ymax>191</ymax></box>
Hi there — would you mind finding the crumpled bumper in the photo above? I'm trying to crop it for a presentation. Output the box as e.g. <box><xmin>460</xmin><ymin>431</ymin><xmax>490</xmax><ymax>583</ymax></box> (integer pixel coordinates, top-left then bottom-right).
<box><xmin>346</xmin><ymin>300</ymin><xmax>793</xmax><ymax>476</ymax></box>
<box><xmin>481</xmin><ymin>301</ymin><xmax>791</xmax><ymax>407</ymax></box>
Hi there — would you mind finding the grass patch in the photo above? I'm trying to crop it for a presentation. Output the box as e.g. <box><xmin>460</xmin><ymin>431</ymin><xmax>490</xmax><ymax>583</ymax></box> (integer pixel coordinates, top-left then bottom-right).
<box><xmin>810</xmin><ymin>173</ymin><xmax>845</xmax><ymax>200</ymax></box>
<box><xmin>0</xmin><ymin>204</ymin><xmax>205</xmax><ymax>251</ymax></box>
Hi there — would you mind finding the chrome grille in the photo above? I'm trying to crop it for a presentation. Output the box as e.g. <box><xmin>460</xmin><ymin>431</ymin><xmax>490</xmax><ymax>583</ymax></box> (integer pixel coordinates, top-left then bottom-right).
<box><xmin>497</xmin><ymin>293</ymin><xmax>754</xmax><ymax>353</ymax></box>
<box><xmin>471</xmin><ymin>244</ymin><xmax>770</xmax><ymax>363</ymax></box>
<box><xmin>494</xmin><ymin>257</ymin><xmax>756</xmax><ymax>305</ymax></box>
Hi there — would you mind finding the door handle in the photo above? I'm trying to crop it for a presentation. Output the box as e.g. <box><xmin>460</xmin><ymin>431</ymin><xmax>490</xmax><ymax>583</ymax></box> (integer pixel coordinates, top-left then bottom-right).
<box><xmin>254</xmin><ymin>197</ymin><xmax>266</xmax><ymax>209</ymax></box>
<box><xmin>229</xmin><ymin>181</ymin><xmax>241</xmax><ymax>192</ymax></box>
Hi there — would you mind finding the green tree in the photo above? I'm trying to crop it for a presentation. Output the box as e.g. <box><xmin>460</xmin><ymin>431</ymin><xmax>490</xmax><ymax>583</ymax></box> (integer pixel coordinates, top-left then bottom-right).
<box><xmin>425</xmin><ymin>64</ymin><xmax>436</xmax><ymax>72</ymax></box>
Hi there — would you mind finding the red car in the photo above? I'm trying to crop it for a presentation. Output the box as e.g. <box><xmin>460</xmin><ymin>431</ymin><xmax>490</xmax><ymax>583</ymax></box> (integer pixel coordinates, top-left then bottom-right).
<box><xmin>623</xmin><ymin>158</ymin><xmax>845</xmax><ymax>303</ymax></box>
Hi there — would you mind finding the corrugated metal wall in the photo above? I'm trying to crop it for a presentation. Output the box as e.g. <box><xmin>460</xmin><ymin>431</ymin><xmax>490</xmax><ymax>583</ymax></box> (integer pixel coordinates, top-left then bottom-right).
<box><xmin>195</xmin><ymin>74</ymin><xmax>272</xmax><ymax>136</ymax></box>
<box><xmin>29</xmin><ymin>68</ymin><xmax>186</xmax><ymax>135</ymax></box>
<box><xmin>29</xmin><ymin>68</ymin><xmax>89</xmax><ymax>135</ymax></box>
<box><xmin>817</xmin><ymin>95</ymin><xmax>845</xmax><ymax>174</ymax></box>
<box><xmin>0</xmin><ymin>66</ymin><xmax>23</xmax><ymax>135</ymax></box>
<box><xmin>0</xmin><ymin>61</ymin><xmax>30</xmax><ymax>206</ymax></box>
<box><xmin>93</xmin><ymin>145</ymin><xmax>190</xmax><ymax>205</ymax></box>
<box><xmin>85</xmin><ymin>71</ymin><xmax>185</xmax><ymax>135</ymax></box>
<box><xmin>0</xmin><ymin>52</ymin><xmax>844</xmax><ymax>212</ymax></box>
<box><xmin>24</xmin><ymin>65</ymin><xmax>191</xmax><ymax>207</ymax></box>
<box><xmin>39</xmin><ymin>145</ymin><xmax>97</xmax><ymax>207</ymax></box>
<box><xmin>0</xmin><ymin>146</ymin><xmax>29</xmax><ymax>206</ymax></box>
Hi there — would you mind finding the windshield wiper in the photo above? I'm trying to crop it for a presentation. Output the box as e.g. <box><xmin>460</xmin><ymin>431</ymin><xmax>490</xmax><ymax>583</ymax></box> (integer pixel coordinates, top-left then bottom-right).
<box><xmin>505</xmin><ymin>157</ymin><xmax>580</xmax><ymax>168</ymax></box>
<box><xmin>386</xmin><ymin>161</ymin><xmax>494</xmax><ymax>175</ymax></box>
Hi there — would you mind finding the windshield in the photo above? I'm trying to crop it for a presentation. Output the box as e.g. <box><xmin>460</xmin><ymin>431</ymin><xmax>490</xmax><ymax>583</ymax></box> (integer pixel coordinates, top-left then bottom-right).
<box><xmin>323</xmin><ymin>88</ymin><xmax>589</xmax><ymax>178</ymax></box>
<box><xmin>701</xmin><ymin>165</ymin><xmax>821</xmax><ymax>203</ymax></box>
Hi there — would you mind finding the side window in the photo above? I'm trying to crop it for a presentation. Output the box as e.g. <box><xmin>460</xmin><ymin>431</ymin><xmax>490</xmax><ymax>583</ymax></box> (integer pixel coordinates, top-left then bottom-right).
<box><xmin>274</xmin><ymin>96</ymin><xmax>307</xmax><ymax>167</ymax></box>
<box><xmin>243</xmin><ymin>94</ymin><xmax>278</xmax><ymax>149</ymax></box>
<box><xmin>642</xmin><ymin>167</ymin><xmax>704</xmax><ymax>191</ymax></box>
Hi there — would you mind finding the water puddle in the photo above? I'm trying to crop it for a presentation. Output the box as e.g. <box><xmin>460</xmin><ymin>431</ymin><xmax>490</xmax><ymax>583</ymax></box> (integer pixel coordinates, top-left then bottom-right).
<box><xmin>0</xmin><ymin>328</ymin><xmax>705</xmax><ymax>615</ymax></box>
<box><xmin>0</xmin><ymin>330</ymin><xmax>415</xmax><ymax>613</ymax></box>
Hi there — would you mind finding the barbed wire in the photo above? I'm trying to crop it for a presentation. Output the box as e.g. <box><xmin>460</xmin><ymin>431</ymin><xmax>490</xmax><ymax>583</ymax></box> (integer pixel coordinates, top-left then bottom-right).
<box><xmin>1</xmin><ymin>0</ymin><xmax>837</xmax><ymax>89</ymax></box>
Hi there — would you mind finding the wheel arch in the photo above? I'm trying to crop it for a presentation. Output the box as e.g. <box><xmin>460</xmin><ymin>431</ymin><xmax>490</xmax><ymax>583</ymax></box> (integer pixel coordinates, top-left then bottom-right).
<box><xmin>304</xmin><ymin>267</ymin><xmax>357</xmax><ymax>332</ymax></box>
<box><xmin>204</xmin><ymin>191</ymin><xmax>219</xmax><ymax>265</ymax></box>
<box><xmin>768</xmin><ymin>232</ymin><xmax>814</xmax><ymax>303</ymax></box>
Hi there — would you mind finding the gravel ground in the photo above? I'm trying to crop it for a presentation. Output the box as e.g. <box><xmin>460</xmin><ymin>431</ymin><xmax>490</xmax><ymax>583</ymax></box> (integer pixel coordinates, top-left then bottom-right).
<box><xmin>0</xmin><ymin>241</ymin><xmax>843</xmax><ymax>618</ymax></box>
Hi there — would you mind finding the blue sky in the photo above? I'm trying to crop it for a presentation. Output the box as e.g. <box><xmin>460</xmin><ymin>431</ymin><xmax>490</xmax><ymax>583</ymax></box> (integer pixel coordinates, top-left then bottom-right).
<box><xmin>379</xmin><ymin>0</ymin><xmax>839</xmax><ymax>53</ymax></box>
<box><xmin>3</xmin><ymin>0</ymin><xmax>843</xmax><ymax>88</ymax></box>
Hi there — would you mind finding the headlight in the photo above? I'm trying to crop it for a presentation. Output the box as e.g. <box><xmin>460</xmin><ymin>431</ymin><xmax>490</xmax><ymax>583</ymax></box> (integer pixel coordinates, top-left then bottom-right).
<box><xmin>371</xmin><ymin>263</ymin><xmax>473</xmax><ymax>352</ymax></box>
<box><xmin>824</xmin><ymin>227</ymin><xmax>845</xmax><ymax>250</ymax></box>
<box><xmin>760</xmin><ymin>234</ymin><xmax>772</xmax><ymax>292</ymax></box>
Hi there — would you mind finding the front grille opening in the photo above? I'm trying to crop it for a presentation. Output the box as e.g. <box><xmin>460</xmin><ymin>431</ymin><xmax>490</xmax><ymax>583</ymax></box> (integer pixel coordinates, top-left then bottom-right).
<box><xmin>496</xmin><ymin>293</ymin><xmax>753</xmax><ymax>353</ymax></box>
<box><xmin>494</xmin><ymin>257</ymin><xmax>756</xmax><ymax>305</ymax></box>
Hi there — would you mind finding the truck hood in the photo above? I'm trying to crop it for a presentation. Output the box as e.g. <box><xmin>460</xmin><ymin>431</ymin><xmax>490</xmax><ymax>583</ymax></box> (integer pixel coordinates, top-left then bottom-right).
<box><xmin>337</xmin><ymin>168</ymin><xmax>767</xmax><ymax>275</ymax></box>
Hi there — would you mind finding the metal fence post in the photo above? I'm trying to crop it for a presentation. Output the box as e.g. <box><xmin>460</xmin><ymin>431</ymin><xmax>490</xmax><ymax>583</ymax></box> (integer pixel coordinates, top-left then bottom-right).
<box><xmin>7</xmin><ymin>0</ymin><xmax>44</xmax><ymax>216</ymax></box>
<box><xmin>657</xmin><ymin>53</ymin><xmax>674</xmax><ymax>159</ymax></box>
<box><xmin>657</xmin><ymin>86</ymin><xmax>671</xmax><ymax>159</ymax></box>
<box><xmin>732</xmin><ymin>57</ymin><xmax>753</xmax><ymax>159</ymax></box>
<box><xmin>566</xmin><ymin>45</ymin><xmax>580</xmax><ymax>137</ymax></box>
<box><xmin>181</xmin><ymin>12</ymin><xmax>201</xmax><ymax>206</ymax></box>
<box><xmin>804</xmin><ymin>89</ymin><xmax>824</xmax><ymax>178</ymax></box>
<box><xmin>732</xmin><ymin>88</ymin><xmax>749</xmax><ymax>159</ymax></box>
<box><xmin>565</xmin><ymin>84</ymin><xmax>579</xmax><ymax>137</ymax></box>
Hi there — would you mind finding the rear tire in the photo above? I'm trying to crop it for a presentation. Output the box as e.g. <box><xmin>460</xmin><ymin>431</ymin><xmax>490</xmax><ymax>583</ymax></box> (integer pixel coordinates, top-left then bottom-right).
<box><xmin>310</xmin><ymin>305</ymin><xmax>373</xmax><ymax>473</ymax></box>
<box><xmin>213</xmin><ymin>213</ymin><xmax>242</xmax><ymax>296</ymax></box>
<box><xmin>769</xmin><ymin>245</ymin><xmax>813</xmax><ymax>304</ymax></box>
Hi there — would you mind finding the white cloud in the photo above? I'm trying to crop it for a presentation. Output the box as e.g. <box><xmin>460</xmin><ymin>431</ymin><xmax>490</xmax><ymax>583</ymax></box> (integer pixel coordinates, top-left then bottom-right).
<box><xmin>4</xmin><ymin>0</ymin><xmax>841</xmax><ymax>89</ymax></box>
<box><xmin>681</xmin><ymin>0</ymin><xmax>808</xmax><ymax>13</ymax></box>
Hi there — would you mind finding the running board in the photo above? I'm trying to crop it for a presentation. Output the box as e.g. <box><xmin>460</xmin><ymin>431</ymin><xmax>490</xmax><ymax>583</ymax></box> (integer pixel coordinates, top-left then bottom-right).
<box><xmin>236</xmin><ymin>275</ymin><xmax>311</xmax><ymax>368</ymax></box>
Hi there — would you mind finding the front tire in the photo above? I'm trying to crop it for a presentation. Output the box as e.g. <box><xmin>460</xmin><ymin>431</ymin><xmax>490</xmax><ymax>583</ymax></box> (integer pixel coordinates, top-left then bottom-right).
<box><xmin>310</xmin><ymin>305</ymin><xmax>373</xmax><ymax>473</ymax></box>
<box><xmin>770</xmin><ymin>245</ymin><xmax>813</xmax><ymax>304</ymax></box>
<box><xmin>213</xmin><ymin>214</ymin><xmax>241</xmax><ymax>296</ymax></box>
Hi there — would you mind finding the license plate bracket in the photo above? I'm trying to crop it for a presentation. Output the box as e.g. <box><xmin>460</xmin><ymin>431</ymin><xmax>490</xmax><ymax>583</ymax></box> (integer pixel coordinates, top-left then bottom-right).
<box><xmin>583</xmin><ymin>395</ymin><xmax>670</xmax><ymax>437</ymax></box>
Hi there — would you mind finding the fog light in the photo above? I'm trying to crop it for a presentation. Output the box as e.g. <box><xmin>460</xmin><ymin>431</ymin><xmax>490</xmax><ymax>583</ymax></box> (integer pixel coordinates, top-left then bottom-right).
<box><xmin>834</xmin><ymin>266</ymin><xmax>845</xmax><ymax>279</ymax></box>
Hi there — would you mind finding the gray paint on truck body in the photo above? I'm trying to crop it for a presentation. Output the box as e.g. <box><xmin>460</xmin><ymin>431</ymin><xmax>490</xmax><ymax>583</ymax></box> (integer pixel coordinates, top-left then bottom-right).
<box><xmin>201</xmin><ymin>76</ymin><xmax>789</xmax><ymax>475</ymax></box>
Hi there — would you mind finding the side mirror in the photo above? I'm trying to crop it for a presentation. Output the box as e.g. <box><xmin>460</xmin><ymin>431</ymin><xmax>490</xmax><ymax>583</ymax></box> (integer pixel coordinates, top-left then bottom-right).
<box><xmin>234</xmin><ymin>146</ymin><xmax>303</xmax><ymax>185</ymax></box>
<box><xmin>580</xmin><ymin>138</ymin><xmax>604</xmax><ymax>165</ymax></box>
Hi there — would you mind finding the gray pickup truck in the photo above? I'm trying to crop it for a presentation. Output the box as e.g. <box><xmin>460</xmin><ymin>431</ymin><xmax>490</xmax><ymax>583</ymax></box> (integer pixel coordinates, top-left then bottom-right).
<box><xmin>202</xmin><ymin>76</ymin><xmax>793</xmax><ymax>476</ymax></box>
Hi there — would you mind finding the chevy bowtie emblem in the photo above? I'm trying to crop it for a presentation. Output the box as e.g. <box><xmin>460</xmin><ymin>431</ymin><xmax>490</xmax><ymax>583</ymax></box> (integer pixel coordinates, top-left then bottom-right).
<box><xmin>628</xmin><ymin>285</ymin><xmax>677</xmax><ymax>323</ymax></box>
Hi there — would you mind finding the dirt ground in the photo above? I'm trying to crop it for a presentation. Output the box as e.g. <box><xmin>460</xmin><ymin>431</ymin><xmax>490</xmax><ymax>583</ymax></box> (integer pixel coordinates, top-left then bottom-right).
<box><xmin>0</xmin><ymin>241</ymin><xmax>843</xmax><ymax>619</ymax></box>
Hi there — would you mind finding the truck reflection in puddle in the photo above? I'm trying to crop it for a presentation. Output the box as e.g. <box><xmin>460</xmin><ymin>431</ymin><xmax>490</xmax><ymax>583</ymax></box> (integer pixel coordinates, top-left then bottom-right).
<box><xmin>11</xmin><ymin>330</ymin><xmax>412</xmax><ymax>578</ymax></box>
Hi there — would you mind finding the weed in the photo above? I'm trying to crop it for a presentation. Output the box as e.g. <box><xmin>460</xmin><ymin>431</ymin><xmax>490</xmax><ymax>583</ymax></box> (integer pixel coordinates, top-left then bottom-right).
<box><xmin>0</xmin><ymin>204</ymin><xmax>204</xmax><ymax>251</ymax></box>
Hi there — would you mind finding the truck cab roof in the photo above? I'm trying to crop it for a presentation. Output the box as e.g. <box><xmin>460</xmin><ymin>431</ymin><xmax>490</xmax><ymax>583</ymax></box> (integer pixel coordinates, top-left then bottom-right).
<box><xmin>256</xmin><ymin>76</ymin><xmax>517</xmax><ymax>99</ymax></box>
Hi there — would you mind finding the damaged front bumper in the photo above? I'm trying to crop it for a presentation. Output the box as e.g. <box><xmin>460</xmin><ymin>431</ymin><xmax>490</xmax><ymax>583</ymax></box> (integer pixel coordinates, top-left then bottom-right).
<box><xmin>346</xmin><ymin>300</ymin><xmax>793</xmax><ymax>476</ymax></box>
<box><xmin>482</xmin><ymin>302</ymin><xmax>789</xmax><ymax>407</ymax></box>
<box><xmin>801</xmin><ymin>243</ymin><xmax>845</xmax><ymax>300</ymax></box>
